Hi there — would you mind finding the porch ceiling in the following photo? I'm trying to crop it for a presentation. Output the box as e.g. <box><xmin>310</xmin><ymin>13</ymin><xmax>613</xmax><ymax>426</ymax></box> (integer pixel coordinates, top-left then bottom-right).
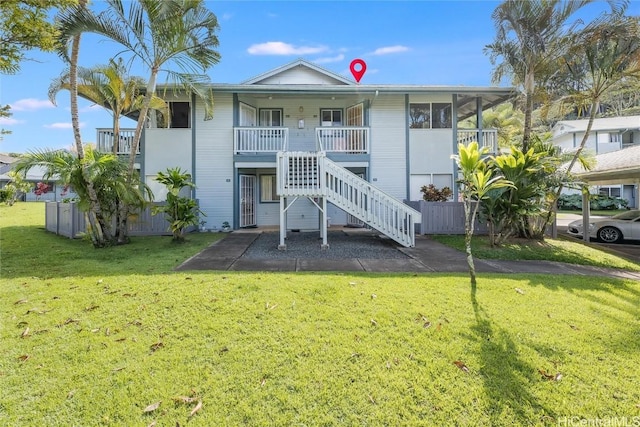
<box><xmin>455</xmin><ymin>92</ymin><xmax>515</xmax><ymax>121</ymax></box>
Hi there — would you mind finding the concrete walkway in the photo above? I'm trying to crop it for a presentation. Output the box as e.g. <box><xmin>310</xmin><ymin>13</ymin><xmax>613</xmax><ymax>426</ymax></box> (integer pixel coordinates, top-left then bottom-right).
<box><xmin>176</xmin><ymin>230</ymin><xmax>640</xmax><ymax>280</ymax></box>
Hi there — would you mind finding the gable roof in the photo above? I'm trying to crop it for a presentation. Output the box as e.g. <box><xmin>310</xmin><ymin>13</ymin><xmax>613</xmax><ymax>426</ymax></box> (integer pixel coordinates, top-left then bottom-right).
<box><xmin>241</xmin><ymin>58</ymin><xmax>355</xmax><ymax>85</ymax></box>
<box><xmin>572</xmin><ymin>144</ymin><xmax>640</xmax><ymax>185</ymax></box>
<box><xmin>0</xmin><ymin>154</ymin><xmax>19</xmax><ymax>165</ymax></box>
<box><xmin>554</xmin><ymin>116</ymin><xmax>640</xmax><ymax>135</ymax></box>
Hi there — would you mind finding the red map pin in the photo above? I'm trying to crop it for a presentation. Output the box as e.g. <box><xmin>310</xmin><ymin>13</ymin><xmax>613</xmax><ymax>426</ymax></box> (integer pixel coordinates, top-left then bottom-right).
<box><xmin>350</xmin><ymin>59</ymin><xmax>367</xmax><ymax>83</ymax></box>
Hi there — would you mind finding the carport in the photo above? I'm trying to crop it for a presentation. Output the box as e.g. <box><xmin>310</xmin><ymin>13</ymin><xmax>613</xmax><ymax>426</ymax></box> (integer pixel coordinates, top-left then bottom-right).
<box><xmin>573</xmin><ymin>145</ymin><xmax>640</xmax><ymax>242</ymax></box>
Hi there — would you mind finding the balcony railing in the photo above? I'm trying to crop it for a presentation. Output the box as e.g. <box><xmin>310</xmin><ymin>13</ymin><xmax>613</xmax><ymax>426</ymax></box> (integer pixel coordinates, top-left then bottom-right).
<box><xmin>96</xmin><ymin>128</ymin><xmax>139</xmax><ymax>155</ymax></box>
<box><xmin>457</xmin><ymin>129</ymin><xmax>498</xmax><ymax>153</ymax></box>
<box><xmin>316</xmin><ymin>127</ymin><xmax>369</xmax><ymax>153</ymax></box>
<box><xmin>234</xmin><ymin>127</ymin><xmax>288</xmax><ymax>153</ymax></box>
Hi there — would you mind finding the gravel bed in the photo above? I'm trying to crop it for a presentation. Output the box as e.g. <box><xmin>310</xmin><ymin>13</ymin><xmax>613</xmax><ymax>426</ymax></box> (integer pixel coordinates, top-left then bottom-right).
<box><xmin>241</xmin><ymin>230</ymin><xmax>409</xmax><ymax>260</ymax></box>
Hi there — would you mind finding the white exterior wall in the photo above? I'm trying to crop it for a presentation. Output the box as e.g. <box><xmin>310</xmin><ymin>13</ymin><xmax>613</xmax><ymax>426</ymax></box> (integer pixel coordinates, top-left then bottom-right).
<box><xmin>144</xmin><ymin>129</ymin><xmax>192</xmax><ymax>201</ymax></box>
<box><xmin>195</xmin><ymin>93</ymin><xmax>234</xmax><ymax>230</ymax></box>
<box><xmin>407</xmin><ymin>95</ymin><xmax>454</xmax><ymax>201</ymax></box>
<box><xmin>256</xmin><ymin>67</ymin><xmax>345</xmax><ymax>85</ymax></box>
<box><xmin>369</xmin><ymin>94</ymin><xmax>407</xmax><ymax>199</ymax></box>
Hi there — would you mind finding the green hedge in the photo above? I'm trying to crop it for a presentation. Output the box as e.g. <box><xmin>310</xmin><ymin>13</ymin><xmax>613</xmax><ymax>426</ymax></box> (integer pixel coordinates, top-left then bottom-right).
<box><xmin>558</xmin><ymin>193</ymin><xmax>628</xmax><ymax>210</ymax></box>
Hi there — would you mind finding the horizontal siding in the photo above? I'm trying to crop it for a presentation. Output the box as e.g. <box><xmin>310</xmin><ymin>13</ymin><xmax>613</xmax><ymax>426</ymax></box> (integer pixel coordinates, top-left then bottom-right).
<box><xmin>369</xmin><ymin>94</ymin><xmax>407</xmax><ymax>199</ymax></box>
<box><xmin>195</xmin><ymin>93</ymin><xmax>235</xmax><ymax>229</ymax></box>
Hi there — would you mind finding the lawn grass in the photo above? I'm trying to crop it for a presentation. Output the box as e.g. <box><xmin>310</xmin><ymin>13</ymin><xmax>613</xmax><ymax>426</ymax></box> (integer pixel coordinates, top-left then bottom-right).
<box><xmin>1</xmin><ymin>203</ymin><xmax>640</xmax><ymax>425</ymax></box>
<box><xmin>431</xmin><ymin>235</ymin><xmax>640</xmax><ymax>272</ymax></box>
<box><xmin>0</xmin><ymin>203</ymin><xmax>225</xmax><ymax>278</ymax></box>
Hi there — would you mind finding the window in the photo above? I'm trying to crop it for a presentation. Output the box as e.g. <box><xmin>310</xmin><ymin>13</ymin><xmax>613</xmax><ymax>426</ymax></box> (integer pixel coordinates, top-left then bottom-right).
<box><xmin>599</xmin><ymin>187</ymin><xmax>621</xmax><ymax>198</ymax></box>
<box><xmin>409</xmin><ymin>103</ymin><xmax>452</xmax><ymax>129</ymax></box>
<box><xmin>432</xmin><ymin>103</ymin><xmax>452</xmax><ymax>128</ymax></box>
<box><xmin>609</xmin><ymin>133</ymin><xmax>622</xmax><ymax>143</ymax></box>
<box><xmin>321</xmin><ymin>109</ymin><xmax>342</xmax><ymax>126</ymax></box>
<box><xmin>346</xmin><ymin>104</ymin><xmax>363</xmax><ymax>126</ymax></box>
<box><xmin>239</xmin><ymin>102</ymin><xmax>256</xmax><ymax>126</ymax></box>
<box><xmin>259</xmin><ymin>109</ymin><xmax>282</xmax><ymax>127</ymax></box>
<box><xmin>148</xmin><ymin>101</ymin><xmax>190</xmax><ymax>128</ymax></box>
<box><xmin>260</xmin><ymin>175</ymin><xmax>278</xmax><ymax>202</ymax></box>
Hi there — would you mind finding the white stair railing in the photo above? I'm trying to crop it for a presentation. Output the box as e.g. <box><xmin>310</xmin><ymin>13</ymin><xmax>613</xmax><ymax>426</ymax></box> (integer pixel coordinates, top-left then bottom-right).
<box><xmin>276</xmin><ymin>151</ymin><xmax>421</xmax><ymax>247</ymax></box>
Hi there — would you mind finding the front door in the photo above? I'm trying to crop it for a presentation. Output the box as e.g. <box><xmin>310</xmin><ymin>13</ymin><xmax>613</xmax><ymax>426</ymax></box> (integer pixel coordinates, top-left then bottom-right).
<box><xmin>239</xmin><ymin>175</ymin><xmax>257</xmax><ymax>227</ymax></box>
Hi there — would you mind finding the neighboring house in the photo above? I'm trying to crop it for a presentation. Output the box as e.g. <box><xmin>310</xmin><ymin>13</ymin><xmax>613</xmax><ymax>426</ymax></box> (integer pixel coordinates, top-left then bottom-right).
<box><xmin>551</xmin><ymin>116</ymin><xmax>640</xmax><ymax>207</ymax></box>
<box><xmin>95</xmin><ymin>59</ymin><xmax>514</xmax><ymax>246</ymax></box>
<box><xmin>0</xmin><ymin>154</ymin><xmax>19</xmax><ymax>174</ymax></box>
<box><xmin>0</xmin><ymin>157</ymin><xmax>72</xmax><ymax>202</ymax></box>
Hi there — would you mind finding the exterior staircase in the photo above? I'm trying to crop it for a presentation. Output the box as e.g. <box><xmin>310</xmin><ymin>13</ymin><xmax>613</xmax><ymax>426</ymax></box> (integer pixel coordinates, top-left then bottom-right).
<box><xmin>276</xmin><ymin>151</ymin><xmax>421</xmax><ymax>248</ymax></box>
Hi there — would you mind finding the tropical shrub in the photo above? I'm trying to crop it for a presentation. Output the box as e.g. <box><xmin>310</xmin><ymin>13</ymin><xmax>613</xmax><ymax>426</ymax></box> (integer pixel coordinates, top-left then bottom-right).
<box><xmin>153</xmin><ymin>167</ymin><xmax>203</xmax><ymax>243</ymax></box>
<box><xmin>420</xmin><ymin>184</ymin><xmax>452</xmax><ymax>202</ymax></box>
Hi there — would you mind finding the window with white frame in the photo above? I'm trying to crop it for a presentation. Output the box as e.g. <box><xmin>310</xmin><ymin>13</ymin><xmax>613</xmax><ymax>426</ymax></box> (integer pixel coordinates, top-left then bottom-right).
<box><xmin>239</xmin><ymin>102</ymin><xmax>256</xmax><ymax>126</ymax></box>
<box><xmin>409</xmin><ymin>103</ymin><xmax>452</xmax><ymax>129</ymax></box>
<box><xmin>321</xmin><ymin>109</ymin><xmax>342</xmax><ymax>126</ymax></box>
<box><xmin>346</xmin><ymin>103</ymin><xmax>364</xmax><ymax>126</ymax></box>
<box><xmin>609</xmin><ymin>133</ymin><xmax>622</xmax><ymax>143</ymax></box>
<box><xmin>259</xmin><ymin>109</ymin><xmax>282</xmax><ymax>127</ymax></box>
<box><xmin>260</xmin><ymin>175</ymin><xmax>278</xmax><ymax>202</ymax></box>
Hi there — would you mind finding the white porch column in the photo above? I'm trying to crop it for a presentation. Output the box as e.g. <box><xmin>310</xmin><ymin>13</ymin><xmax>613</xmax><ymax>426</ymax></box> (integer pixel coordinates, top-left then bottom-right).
<box><xmin>278</xmin><ymin>196</ymin><xmax>287</xmax><ymax>250</ymax></box>
<box><xmin>582</xmin><ymin>186</ymin><xmax>591</xmax><ymax>243</ymax></box>
<box><xmin>321</xmin><ymin>196</ymin><xmax>328</xmax><ymax>249</ymax></box>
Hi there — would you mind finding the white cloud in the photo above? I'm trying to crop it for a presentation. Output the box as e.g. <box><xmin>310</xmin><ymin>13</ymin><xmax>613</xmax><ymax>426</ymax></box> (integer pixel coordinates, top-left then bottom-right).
<box><xmin>221</xmin><ymin>13</ymin><xmax>233</xmax><ymax>21</ymax></box>
<box><xmin>372</xmin><ymin>45</ymin><xmax>410</xmax><ymax>55</ymax></box>
<box><xmin>247</xmin><ymin>41</ymin><xmax>328</xmax><ymax>56</ymax></box>
<box><xmin>80</xmin><ymin>104</ymin><xmax>105</xmax><ymax>113</ymax></box>
<box><xmin>10</xmin><ymin>98</ymin><xmax>55</xmax><ymax>112</ymax></box>
<box><xmin>0</xmin><ymin>117</ymin><xmax>25</xmax><ymax>125</ymax></box>
<box><xmin>44</xmin><ymin>122</ymin><xmax>86</xmax><ymax>130</ymax></box>
<box><xmin>314</xmin><ymin>54</ymin><xmax>345</xmax><ymax>64</ymax></box>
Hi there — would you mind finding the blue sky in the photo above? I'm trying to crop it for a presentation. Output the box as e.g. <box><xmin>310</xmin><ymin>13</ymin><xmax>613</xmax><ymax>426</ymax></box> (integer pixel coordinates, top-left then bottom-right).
<box><xmin>1</xmin><ymin>0</ymin><xmax>635</xmax><ymax>154</ymax></box>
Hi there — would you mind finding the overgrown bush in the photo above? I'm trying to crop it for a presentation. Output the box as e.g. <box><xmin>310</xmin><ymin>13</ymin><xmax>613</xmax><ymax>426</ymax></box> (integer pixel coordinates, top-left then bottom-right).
<box><xmin>558</xmin><ymin>193</ymin><xmax>628</xmax><ymax>210</ymax></box>
<box><xmin>420</xmin><ymin>184</ymin><xmax>452</xmax><ymax>201</ymax></box>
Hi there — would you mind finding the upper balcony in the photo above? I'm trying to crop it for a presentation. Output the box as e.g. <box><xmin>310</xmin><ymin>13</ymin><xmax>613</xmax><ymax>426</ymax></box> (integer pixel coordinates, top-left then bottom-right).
<box><xmin>96</xmin><ymin>128</ymin><xmax>139</xmax><ymax>155</ymax></box>
<box><xmin>234</xmin><ymin>126</ymin><xmax>370</xmax><ymax>155</ymax></box>
<box><xmin>457</xmin><ymin>128</ymin><xmax>498</xmax><ymax>154</ymax></box>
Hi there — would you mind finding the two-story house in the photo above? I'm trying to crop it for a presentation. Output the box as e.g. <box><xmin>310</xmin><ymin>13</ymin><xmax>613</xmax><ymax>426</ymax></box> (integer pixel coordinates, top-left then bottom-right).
<box><xmin>97</xmin><ymin>59</ymin><xmax>514</xmax><ymax>247</ymax></box>
<box><xmin>552</xmin><ymin>116</ymin><xmax>640</xmax><ymax>207</ymax></box>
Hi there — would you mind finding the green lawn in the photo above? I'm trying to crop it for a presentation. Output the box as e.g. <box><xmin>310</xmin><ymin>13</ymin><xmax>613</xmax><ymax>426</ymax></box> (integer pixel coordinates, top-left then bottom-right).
<box><xmin>431</xmin><ymin>235</ymin><xmax>640</xmax><ymax>272</ymax></box>
<box><xmin>1</xmin><ymin>204</ymin><xmax>639</xmax><ymax>426</ymax></box>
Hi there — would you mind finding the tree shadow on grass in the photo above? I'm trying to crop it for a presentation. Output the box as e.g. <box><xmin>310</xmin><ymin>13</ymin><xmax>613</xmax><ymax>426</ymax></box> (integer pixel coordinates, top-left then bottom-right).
<box><xmin>468</xmin><ymin>282</ymin><xmax>555</xmax><ymax>424</ymax></box>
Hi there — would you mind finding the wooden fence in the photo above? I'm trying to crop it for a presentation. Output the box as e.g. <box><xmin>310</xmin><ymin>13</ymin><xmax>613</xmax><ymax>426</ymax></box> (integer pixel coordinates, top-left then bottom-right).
<box><xmin>45</xmin><ymin>202</ymin><xmax>196</xmax><ymax>238</ymax></box>
<box><xmin>405</xmin><ymin>201</ymin><xmax>489</xmax><ymax>235</ymax></box>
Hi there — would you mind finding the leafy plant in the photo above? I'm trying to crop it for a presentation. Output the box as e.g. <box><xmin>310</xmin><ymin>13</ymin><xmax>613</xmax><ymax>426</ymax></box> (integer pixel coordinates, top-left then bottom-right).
<box><xmin>558</xmin><ymin>193</ymin><xmax>628</xmax><ymax>211</ymax></box>
<box><xmin>1</xmin><ymin>170</ymin><xmax>32</xmax><ymax>205</ymax></box>
<box><xmin>452</xmin><ymin>141</ymin><xmax>513</xmax><ymax>286</ymax></box>
<box><xmin>153</xmin><ymin>167</ymin><xmax>203</xmax><ymax>243</ymax></box>
<box><xmin>420</xmin><ymin>184</ymin><xmax>452</xmax><ymax>202</ymax></box>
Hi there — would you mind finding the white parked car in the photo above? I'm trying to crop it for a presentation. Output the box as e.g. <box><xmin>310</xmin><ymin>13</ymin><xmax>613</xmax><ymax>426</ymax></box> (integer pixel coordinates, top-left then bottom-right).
<box><xmin>567</xmin><ymin>210</ymin><xmax>640</xmax><ymax>243</ymax></box>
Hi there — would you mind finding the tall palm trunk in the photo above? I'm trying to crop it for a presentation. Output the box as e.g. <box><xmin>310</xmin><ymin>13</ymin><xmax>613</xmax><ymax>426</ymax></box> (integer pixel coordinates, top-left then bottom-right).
<box><xmin>117</xmin><ymin>67</ymin><xmax>159</xmax><ymax>244</ymax></box>
<box><xmin>70</xmin><ymin>0</ymin><xmax>112</xmax><ymax>246</ymax></box>
<box><xmin>544</xmin><ymin>99</ymin><xmax>600</xmax><ymax>228</ymax></box>
<box><xmin>521</xmin><ymin>71</ymin><xmax>535</xmax><ymax>152</ymax></box>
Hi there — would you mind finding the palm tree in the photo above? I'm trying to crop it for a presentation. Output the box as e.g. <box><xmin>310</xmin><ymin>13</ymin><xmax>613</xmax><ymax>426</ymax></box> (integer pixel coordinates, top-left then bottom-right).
<box><xmin>485</xmin><ymin>0</ymin><xmax>628</xmax><ymax>152</ymax></box>
<box><xmin>57</xmin><ymin>0</ymin><xmax>114</xmax><ymax>246</ymax></box>
<box><xmin>55</xmin><ymin>0</ymin><xmax>221</xmax><ymax>178</ymax></box>
<box><xmin>48</xmin><ymin>58</ymin><xmax>168</xmax><ymax>155</ymax></box>
<box><xmin>48</xmin><ymin>58</ymin><xmax>167</xmax><ymax>243</ymax></box>
<box><xmin>13</xmin><ymin>147</ymin><xmax>152</xmax><ymax>246</ymax></box>
<box><xmin>543</xmin><ymin>15</ymin><xmax>640</xmax><ymax>229</ymax></box>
